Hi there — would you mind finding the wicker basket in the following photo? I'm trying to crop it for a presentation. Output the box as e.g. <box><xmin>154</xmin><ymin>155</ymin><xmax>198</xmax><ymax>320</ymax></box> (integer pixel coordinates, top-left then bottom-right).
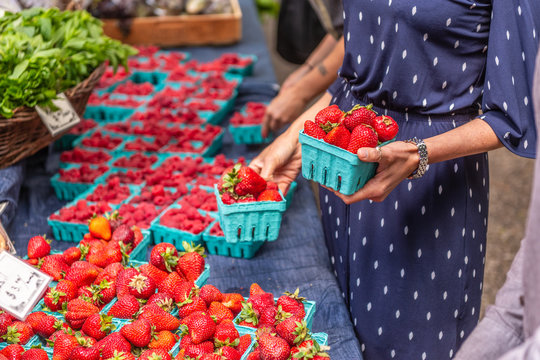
<box><xmin>0</xmin><ymin>63</ymin><xmax>106</xmax><ymax>169</ymax></box>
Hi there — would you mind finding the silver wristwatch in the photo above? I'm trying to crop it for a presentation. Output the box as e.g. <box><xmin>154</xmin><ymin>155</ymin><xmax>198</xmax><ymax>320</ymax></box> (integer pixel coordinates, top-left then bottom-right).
<box><xmin>404</xmin><ymin>137</ymin><xmax>428</xmax><ymax>179</ymax></box>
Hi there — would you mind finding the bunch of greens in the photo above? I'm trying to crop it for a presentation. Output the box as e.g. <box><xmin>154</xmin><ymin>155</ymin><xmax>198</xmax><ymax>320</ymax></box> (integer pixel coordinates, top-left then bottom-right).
<box><xmin>0</xmin><ymin>8</ymin><xmax>137</xmax><ymax>119</ymax></box>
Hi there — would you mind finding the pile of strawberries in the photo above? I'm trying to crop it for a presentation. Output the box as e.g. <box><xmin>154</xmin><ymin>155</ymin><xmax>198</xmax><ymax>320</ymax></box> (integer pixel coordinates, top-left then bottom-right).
<box><xmin>113</xmin><ymin>81</ymin><xmax>154</xmax><ymax>96</ymax></box>
<box><xmin>218</xmin><ymin>164</ymin><xmax>282</xmax><ymax>205</ymax></box>
<box><xmin>60</xmin><ymin>149</ymin><xmax>111</xmax><ymax>165</ymax></box>
<box><xmin>303</xmin><ymin>104</ymin><xmax>399</xmax><ymax>154</ymax></box>
<box><xmin>49</xmin><ymin>201</ymin><xmax>112</xmax><ymax>223</ymax></box>
<box><xmin>58</xmin><ymin>165</ymin><xmax>109</xmax><ymax>184</ymax></box>
<box><xmin>229</xmin><ymin>102</ymin><xmax>266</xmax><ymax>126</ymax></box>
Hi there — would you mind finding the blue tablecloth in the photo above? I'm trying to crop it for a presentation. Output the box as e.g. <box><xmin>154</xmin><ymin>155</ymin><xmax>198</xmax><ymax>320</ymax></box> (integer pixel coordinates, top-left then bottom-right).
<box><xmin>0</xmin><ymin>2</ymin><xmax>362</xmax><ymax>358</ymax></box>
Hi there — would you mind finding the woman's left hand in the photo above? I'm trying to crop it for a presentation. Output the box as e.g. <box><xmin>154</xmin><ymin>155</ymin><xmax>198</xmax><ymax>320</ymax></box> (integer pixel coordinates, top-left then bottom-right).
<box><xmin>330</xmin><ymin>141</ymin><xmax>420</xmax><ymax>204</ymax></box>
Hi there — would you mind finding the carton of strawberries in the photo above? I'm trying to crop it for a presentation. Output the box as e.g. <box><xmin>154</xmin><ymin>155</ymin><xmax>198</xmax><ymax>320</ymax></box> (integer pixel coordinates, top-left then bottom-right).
<box><xmin>299</xmin><ymin>104</ymin><xmax>398</xmax><ymax>195</ymax></box>
<box><xmin>214</xmin><ymin>164</ymin><xmax>286</xmax><ymax>243</ymax></box>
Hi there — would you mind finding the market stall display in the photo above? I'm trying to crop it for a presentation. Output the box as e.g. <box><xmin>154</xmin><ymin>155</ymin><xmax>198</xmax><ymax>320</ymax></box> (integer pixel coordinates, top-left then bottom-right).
<box><xmin>229</xmin><ymin>102</ymin><xmax>272</xmax><ymax>145</ymax></box>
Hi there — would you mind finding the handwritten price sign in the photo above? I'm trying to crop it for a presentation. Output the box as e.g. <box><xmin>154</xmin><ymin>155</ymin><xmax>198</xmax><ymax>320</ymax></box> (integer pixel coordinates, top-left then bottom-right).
<box><xmin>36</xmin><ymin>93</ymin><xmax>81</xmax><ymax>137</ymax></box>
<box><xmin>0</xmin><ymin>252</ymin><xmax>52</xmax><ymax>320</ymax></box>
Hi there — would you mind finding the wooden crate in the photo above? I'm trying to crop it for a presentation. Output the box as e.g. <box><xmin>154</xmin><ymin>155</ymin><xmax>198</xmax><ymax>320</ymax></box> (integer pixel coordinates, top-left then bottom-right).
<box><xmin>101</xmin><ymin>0</ymin><xmax>242</xmax><ymax>47</ymax></box>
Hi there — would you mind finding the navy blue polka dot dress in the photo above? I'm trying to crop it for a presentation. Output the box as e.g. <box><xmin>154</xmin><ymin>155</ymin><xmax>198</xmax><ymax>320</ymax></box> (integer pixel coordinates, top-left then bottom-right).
<box><xmin>321</xmin><ymin>1</ymin><xmax>540</xmax><ymax>359</ymax></box>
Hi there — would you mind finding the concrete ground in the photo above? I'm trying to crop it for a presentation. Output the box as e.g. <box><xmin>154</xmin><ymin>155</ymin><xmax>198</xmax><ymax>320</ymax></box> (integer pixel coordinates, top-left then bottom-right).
<box><xmin>260</xmin><ymin>17</ymin><xmax>535</xmax><ymax>318</ymax></box>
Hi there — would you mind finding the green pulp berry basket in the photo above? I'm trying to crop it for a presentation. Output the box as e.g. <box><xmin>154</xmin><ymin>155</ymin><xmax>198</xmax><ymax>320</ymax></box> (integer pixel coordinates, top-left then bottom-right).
<box><xmin>202</xmin><ymin>220</ymin><xmax>265</xmax><ymax>259</ymax></box>
<box><xmin>214</xmin><ymin>185</ymin><xmax>287</xmax><ymax>243</ymax></box>
<box><xmin>299</xmin><ymin>131</ymin><xmax>395</xmax><ymax>195</ymax></box>
<box><xmin>234</xmin><ymin>297</ymin><xmax>317</xmax><ymax>334</ymax></box>
<box><xmin>229</xmin><ymin>124</ymin><xmax>273</xmax><ymax>145</ymax></box>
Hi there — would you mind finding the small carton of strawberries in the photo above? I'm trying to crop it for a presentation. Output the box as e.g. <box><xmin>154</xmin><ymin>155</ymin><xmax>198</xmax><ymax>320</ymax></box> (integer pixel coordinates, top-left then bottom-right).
<box><xmin>214</xmin><ymin>164</ymin><xmax>286</xmax><ymax>243</ymax></box>
<box><xmin>299</xmin><ymin>103</ymin><xmax>398</xmax><ymax>195</ymax></box>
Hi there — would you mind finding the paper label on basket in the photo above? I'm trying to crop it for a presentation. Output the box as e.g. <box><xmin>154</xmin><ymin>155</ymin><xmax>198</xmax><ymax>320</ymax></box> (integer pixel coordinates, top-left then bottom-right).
<box><xmin>36</xmin><ymin>93</ymin><xmax>81</xmax><ymax>136</ymax></box>
<box><xmin>0</xmin><ymin>252</ymin><xmax>52</xmax><ymax>320</ymax></box>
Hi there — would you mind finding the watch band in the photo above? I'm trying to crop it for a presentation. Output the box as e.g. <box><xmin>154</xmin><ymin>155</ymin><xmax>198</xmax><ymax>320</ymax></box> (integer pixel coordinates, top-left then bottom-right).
<box><xmin>404</xmin><ymin>137</ymin><xmax>428</xmax><ymax>179</ymax></box>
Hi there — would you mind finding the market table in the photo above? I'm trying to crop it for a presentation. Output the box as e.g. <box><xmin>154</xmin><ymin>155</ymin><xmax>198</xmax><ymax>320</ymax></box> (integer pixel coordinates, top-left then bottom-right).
<box><xmin>0</xmin><ymin>1</ymin><xmax>363</xmax><ymax>358</ymax></box>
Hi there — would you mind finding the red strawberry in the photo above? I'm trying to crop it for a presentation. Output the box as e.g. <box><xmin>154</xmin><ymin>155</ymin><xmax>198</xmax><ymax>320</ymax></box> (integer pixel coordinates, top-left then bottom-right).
<box><xmin>343</xmin><ymin>104</ymin><xmax>377</xmax><ymax>131</ymax></box>
<box><xmin>96</xmin><ymin>263</ymin><xmax>124</xmax><ymax>284</ymax></box>
<box><xmin>185</xmin><ymin>312</ymin><xmax>216</xmax><ymax>344</ymax></box>
<box><xmin>303</xmin><ymin>120</ymin><xmax>326</xmax><ymax>139</ymax></box>
<box><xmin>177</xmin><ymin>242</ymin><xmax>205</xmax><ymax>283</ymax></box>
<box><xmin>70</xmin><ymin>345</ymin><xmax>100</xmax><ymax>360</ymax></box>
<box><xmin>220</xmin><ymin>164</ymin><xmax>266</xmax><ymax>198</ymax></box>
<box><xmin>115</xmin><ymin>267</ymin><xmax>140</xmax><ymax>298</ymax></box>
<box><xmin>139</xmin><ymin>264</ymin><xmax>169</xmax><ymax>286</ymax></box>
<box><xmin>25</xmin><ymin>311</ymin><xmax>46</xmax><ymax>332</ymax></box>
<box><xmin>138</xmin><ymin>304</ymin><xmax>180</xmax><ymax>332</ymax></box>
<box><xmin>3</xmin><ymin>322</ymin><xmax>33</xmax><ymax>345</ymax></box>
<box><xmin>62</xmin><ymin>247</ymin><xmax>81</xmax><ymax>266</ymax></box>
<box><xmin>277</xmin><ymin>289</ymin><xmax>306</xmax><ymax>318</ymax></box>
<box><xmin>20</xmin><ymin>348</ymin><xmax>48</xmax><ymax>360</ymax></box>
<box><xmin>96</xmin><ymin>278</ymin><xmax>117</xmax><ymax>305</ymax></box>
<box><xmin>372</xmin><ymin>114</ymin><xmax>399</xmax><ymax>142</ymax></box>
<box><xmin>35</xmin><ymin>315</ymin><xmax>64</xmax><ymax>338</ymax></box>
<box><xmin>213</xmin><ymin>319</ymin><xmax>238</xmax><ymax>347</ymax></box>
<box><xmin>207</xmin><ymin>302</ymin><xmax>233</xmax><ymax>325</ymax></box>
<box><xmin>199</xmin><ymin>354</ymin><xmax>221</xmax><ymax>360</ymax></box>
<box><xmin>235</xmin><ymin>302</ymin><xmax>259</xmax><ymax>328</ymax></box>
<box><xmin>64</xmin><ymin>261</ymin><xmax>101</xmax><ymax>288</ymax></box>
<box><xmin>147</xmin><ymin>293</ymin><xmax>175</xmax><ymax>313</ymax></box>
<box><xmin>221</xmin><ymin>293</ymin><xmax>244</xmax><ymax>315</ymax></box>
<box><xmin>64</xmin><ymin>299</ymin><xmax>100</xmax><ymax>330</ymax></box>
<box><xmin>246</xmin><ymin>351</ymin><xmax>261</xmax><ymax>360</ymax></box>
<box><xmin>111</xmin><ymin>225</ymin><xmax>135</xmax><ymax>246</ymax></box>
<box><xmin>218</xmin><ymin>346</ymin><xmax>241</xmax><ymax>360</ymax></box>
<box><xmin>88</xmin><ymin>215</ymin><xmax>111</xmax><ymax>241</ymax></box>
<box><xmin>248</xmin><ymin>293</ymin><xmax>274</xmax><ymax>314</ymax></box>
<box><xmin>276</xmin><ymin>315</ymin><xmax>307</xmax><ymax>346</ymax></box>
<box><xmin>314</xmin><ymin>105</ymin><xmax>343</xmax><ymax>127</ymax></box>
<box><xmin>150</xmin><ymin>243</ymin><xmax>179</xmax><ymax>273</ymax></box>
<box><xmin>1</xmin><ymin>344</ymin><xmax>24</xmax><ymax>360</ymax></box>
<box><xmin>257</xmin><ymin>190</ymin><xmax>282</xmax><ymax>202</ymax></box>
<box><xmin>158</xmin><ymin>271</ymin><xmax>186</xmax><ymax>296</ymax></box>
<box><xmin>148</xmin><ymin>330</ymin><xmax>177</xmax><ymax>351</ymax></box>
<box><xmin>40</xmin><ymin>254</ymin><xmax>69</xmax><ymax>281</ymax></box>
<box><xmin>198</xmin><ymin>285</ymin><xmax>222</xmax><ymax>306</ymax></box>
<box><xmin>173</xmin><ymin>281</ymin><xmax>196</xmax><ymax>304</ymax></box>
<box><xmin>249</xmin><ymin>283</ymin><xmax>265</xmax><ymax>297</ymax></box>
<box><xmin>102</xmin><ymin>351</ymin><xmax>135</xmax><ymax>360</ymax></box>
<box><xmin>120</xmin><ymin>318</ymin><xmax>152</xmax><ymax>348</ymax></box>
<box><xmin>177</xmin><ymin>296</ymin><xmax>207</xmax><ymax>319</ymax></box>
<box><xmin>347</xmin><ymin>124</ymin><xmax>378</xmax><ymax>154</ymax></box>
<box><xmin>139</xmin><ymin>349</ymin><xmax>171</xmax><ymax>360</ymax></box>
<box><xmin>0</xmin><ymin>312</ymin><xmax>13</xmax><ymax>338</ymax></box>
<box><xmin>181</xmin><ymin>336</ymin><xmax>214</xmax><ymax>358</ymax></box>
<box><xmin>27</xmin><ymin>235</ymin><xmax>51</xmax><ymax>259</ymax></box>
<box><xmin>82</xmin><ymin>313</ymin><xmax>115</xmax><ymax>340</ymax></box>
<box><xmin>258</xmin><ymin>306</ymin><xmax>277</xmax><ymax>328</ymax></box>
<box><xmin>107</xmin><ymin>295</ymin><xmax>140</xmax><ymax>319</ymax></box>
<box><xmin>128</xmin><ymin>274</ymin><xmax>156</xmax><ymax>299</ymax></box>
<box><xmin>237</xmin><ymin>334</ymin><xmax>252</xmax><ymax>355</ymax></box>
<box><xmin>323</xmin><ymin>125</ymin><xmax>351</xmax><ymax>150</ymax></box>
<box><xmin>258</xmin><ymin>333</ymin><xmax>290</xmax><ymax>360</ymax></box>
<box><xmin>98</xmin><ymin>333</ymin><xmax>131</xmax><ymax>360</ymax></box>
<box><xmin>53</xmin><ymin>332</ymin><xmax>79</xmax><ymax>360</ymax></box>
<box><xmin>220</xmin><ymin>192</ymin><xmax>236</xmax><ymax>205</ymax></box>
<box><xmin>43</xmin><ymin>280</ymin><xmax>77</xmax><ymax>311</ymax></box>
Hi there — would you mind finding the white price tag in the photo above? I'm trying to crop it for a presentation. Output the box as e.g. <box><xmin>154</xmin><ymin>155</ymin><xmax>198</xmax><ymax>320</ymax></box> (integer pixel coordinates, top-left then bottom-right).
<box><xmin>36</xmin><ymin>93</ymin><xmax>81</xmax><ymax>137</ymax></box>
<box><xmin>0</xmin><ymin>252</ymin><xmax>52</xmax><ymax>320</ymax></box>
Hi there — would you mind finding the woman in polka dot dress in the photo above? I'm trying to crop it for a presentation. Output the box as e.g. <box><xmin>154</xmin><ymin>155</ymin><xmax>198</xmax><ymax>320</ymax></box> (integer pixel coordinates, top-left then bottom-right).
<box><xmin>251</xmin><ymin>0</ymin><xmax>540</xmax><ymax>359</ymax></box>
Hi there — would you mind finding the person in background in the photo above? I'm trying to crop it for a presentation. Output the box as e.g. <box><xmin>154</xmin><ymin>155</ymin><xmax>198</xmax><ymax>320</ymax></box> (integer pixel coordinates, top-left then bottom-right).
<box><xmin>251</xmin><ymin>1</ymin><xmax>540</xmax><ymax>359</ymax></box>
<box><xmin>261</xmin><ymin>0</ymin><xmax>344</xmax><ymax>138</ymax></box>
<box><xmin>455</xmin><ymin>50</ymin><xmax>540</xmax><ymax>360</ymax></box>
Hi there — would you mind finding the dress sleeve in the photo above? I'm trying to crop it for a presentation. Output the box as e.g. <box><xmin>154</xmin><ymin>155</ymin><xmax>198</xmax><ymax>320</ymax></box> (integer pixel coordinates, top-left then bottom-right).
<box><xmin>479</xmin><ymin>0</ymin><xmax>540</xmax><ymax>158</ymax></box>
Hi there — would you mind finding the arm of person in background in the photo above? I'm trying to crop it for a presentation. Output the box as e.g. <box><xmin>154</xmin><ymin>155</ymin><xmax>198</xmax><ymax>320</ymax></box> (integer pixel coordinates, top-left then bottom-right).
<box><xmin>453</xmin><ymin>243</ymin><xmax>526</xmax><ymax>359</ymax></box>
<box><xmin>261</xmin><ymin>35</ymin><xmax>344</xmax><ymax>138</ymax></box>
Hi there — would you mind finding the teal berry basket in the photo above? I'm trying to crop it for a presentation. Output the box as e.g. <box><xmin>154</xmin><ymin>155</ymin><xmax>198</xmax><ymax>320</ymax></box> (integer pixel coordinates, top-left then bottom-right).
<box><xmin>311</xmin><ymin>332</ymin><xmax>329</xmax><ymax>346</ymax></box>
<box><xmin>214</xmin><ymin>185</ymin><xmax>287</xmax><ymax>243</ymax></box>
<box><xmin>126</xmin><ymin>71</ymin><xmax>168</xmax><ymax>86</ymax></box>
<box><xmin>149</xmin><ymin>204</ymin><xmax>206</xmax><ymax>249</ymax></box>
<box><xmin>192</xmin><ymin>99</ymin><xmax>230</xmax><ymax>125</ymax></box>
<box><xmin>298</xmin><ymin>130</ymin><xmax>395</xmax><ymax>196</ymax></box>
<box><xmin>284</xmin><ymin>181</ymin><xmax>297</xmax><ymax>210</ymax></box>
<box><xmin>50</xmin><ymin>164</ymin><xmax>109</xmax><ymax>201</ymax></box>
<box><xmin>234</xmin><ymin>297</ymin><xmax>317</xmax><ymax>334</ymax></box>
<box><xmin>202</xmin><ymin>219</ymin><xmax>265</xmax><ymax>259</ymax></box>
<box><xmin>229</xmin><ymin>124</ymin><xmax>272</xmax><ymax>145</ymax></box>
<box><xmin>84</xmin><ymin>105</ymin><xmax>138</xmax><ymax>123</ymax></box>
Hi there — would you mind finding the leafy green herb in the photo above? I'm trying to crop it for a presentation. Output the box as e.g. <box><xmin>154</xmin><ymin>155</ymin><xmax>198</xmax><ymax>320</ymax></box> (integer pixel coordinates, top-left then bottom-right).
<box><xmin>0</xmin><ymin>8</ymin><xmax>138</xmax><ymax>118</ymax></box>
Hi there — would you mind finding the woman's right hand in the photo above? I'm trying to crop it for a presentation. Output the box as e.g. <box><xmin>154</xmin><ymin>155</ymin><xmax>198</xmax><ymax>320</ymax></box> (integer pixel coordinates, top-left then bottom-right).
<box><xmin>249</xmin><ymin>131</ymin><xmax>302</xmax><ymax>195</ymax></box>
